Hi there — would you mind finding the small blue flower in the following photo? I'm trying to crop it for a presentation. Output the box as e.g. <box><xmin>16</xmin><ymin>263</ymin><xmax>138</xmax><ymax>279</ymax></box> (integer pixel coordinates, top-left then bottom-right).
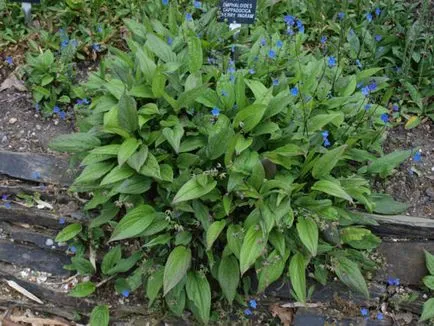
<box><xmin>276</xmin><ymin>40</ymin><xmax>283</xmax><ymax>48</ymax></box>
<box><xmin>366</xmin><ymin>12</ymin><xmax>373</xmax><ymax>22</ymax></box>
<box><xmin>287</xmin><ymin>27</ymin><xmax>294</xmax><ymax>36</ymax></box>
<box><xmin>360</xmin><ymin>308</ymin><xmax>369</xmax><ymax>317</ymax></box>
<box><xmin>365</xmin><ymin>104</ymin><xmax>372</xmax><ymax>110</ymax></box>
<box><xmin>323</xmin><ymin>139</ymin><xmax>331</xmax><ymax>147</ymax></box>
<box><xmin>59</xmin><ymin>111</ymin><xmax>66</xmax><ymax>120</ymax></box>
<box><xmin>283</xmin><ymin>15</ymin><xmax>295</xmax><ymax>26</ymax></box>
<box><xmin>121</xmin><ymin>289</ymin><xmax>130</xmax><ymax>297</ymax></box>
<box><xmin>97</xmin><ymin>25</ymin><xmax>103</xmax><ymax>33</ymax></box>
<box><xmin>249</xmin><ymin>299</ymin><xmax>257</xmax><ymax>309</ymax></box>
<box><xmin>68</xmin><ymin>245</ymin><xmax>77</xmax><ymax>254</ymax></box>
<box><xmin>60</xmin><ymin>40</ymin><xmax>69</xmax><ymax>49</ymax></box>
<box><xmin>229</xmin><ymin>74</ymin><xmax>235</xmax><ymax>83</ymax></box>
<box><xmin>249</xmin><ymin>68</ymin><xmax>255</xmax><ymax>75</ymax></box>
<box><xmin>368</xmin><ymin>81</ymin><xmax>377</xmax><ymax>92</ymax></box>
<box><xmin>1</xmin><ymin>194</ymin><xmax>8</xmax><ymax>201</ymax></box>
<box><xmin>211</xmin><ymin>107</ymin><xmax>220</xmax><ymax>117</ymax></box>
<box><xmin>221</xmin><ymin>90</ymin><xmax>228</xmax><ymax>97</ymax></box>
<box><xmin>375</xmin><ymin>34</ymin><xmax>382</xmax><ymax>42</ymax></box>
<box><xmin>320</xmin><ymin>36</ymin><xmax>327</xmax><ymax>44</ymax></box>
<box><xmin>244</xmin><ymin>309</ymin><xmax>253</xmax><ymax>316</ymax></box>
<box><xmin>162</xmin><ymin>0</ymin><xmax>168</xmax><ymax>5</ymax></box>
<box><xmin>361</xmin><ymin>87</ymin><xmax>370</xmax><ymax>96</ymax></box>
<box><xmin>337</xmin><ymin>12</ymin><xmax>345</xmax><ymax>20</ymax></box>
<box><xmin>32</xmin><ymin>171</ymin><xmax>41</xmax><ymax>180</ymax></box>
<box><xmin>260</xmin><ymin>38</ymin><xmax>266</xmax><ymax>46</ymax></box>
<box><xmin>167</xmin><ymin>37</ymin><xmax>173</xmax><ymax>45</ymax></box>
<box><xmin>92</xmin><ymin>43</ymin><xmax>101</xmax><ymax>52</ymax></box>
<box><xmin>5</xmin><ymin>56</ymin><xmax>13</xmax><ymax>65</ymax></box>
<box><xmin>227</xmin><ymin>66</ymin><xmax>236</xmax><ymax>74</ymax></box>
<box><xmin>328</xmin><ymin>56</ymin><xmax>336</xmax><ymax>68</ymax></box>
<box><xmin>356</xmin><ymin>82</ymin><xmax>363</xmax><ymax>89</ymax></box>
<box><xmin>375</xmin><ymin>8</ymin><xmax>381</xmax><ymax>16</ymax></box>
<box><xmin>356</xmin><ymin>59</ymin><xmax>363</xmax><ymax>69</ymax></box>
<box><xmin>290</xmin><ymin>87</ymin><xmax>299</xmax><ymax>96</ymax></box>
<box><xmin>381</xmin><ymin>113</ymin><xmax>389</xmax><ymax>123</ymax></box>
<box><xmin>296</xmin><ymin>19</ymin><xmax>304</xmax><ymax>33</ymax></box>
<box><xmin>53</xmin><ymin>106</ymin><xmax>60</xmax><ymax>114</ymax></box>
<box><xmin>185</xmin><ymin>13</ymin><xmax>193</xmax><ymax>21</ymax></box>
<box><xmin>321</xmin><ymin>130</ymin><xmax>329</xmax><ymax>138</ymax></box>
<box><xmin>59</xmin><ymin>218</ymin><xmax>66</xmax><ymax>225</ymax></box>
<box><xmin>392</xmin><ymin>104</ymin><xmax>399</xmax><ymax>111</ymax></box>
<box><xmin>272</xmin><ymin>79</ymin><xmax>279</xmax><ymax>86</ymax></box>
<box><xmin>4</xmin><ymin>202</ymin><xmax>11</xmax><ymax>209</ymax></box>
<box><xmin>413</xmin><ymin>151</ymin><xmax>422</xmax><ymax>162</ymax></box>
<box><xmin>268</xmin><ymin>49</ymin><xmax>276</xmax><ymax>59</ymax></box>
<box><xmin>376</xmin><ymin>313</ymin><xmax>384</xmax><ymax>320</ymax></box>
<box><xmin>193</xmin><ymin>1</ymin><xmax>201</xmax><ymax>8</ymax></box>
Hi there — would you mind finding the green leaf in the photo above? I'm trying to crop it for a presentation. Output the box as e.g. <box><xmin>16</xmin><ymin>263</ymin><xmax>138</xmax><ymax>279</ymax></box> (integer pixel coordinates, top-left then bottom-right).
<box><xmin>296</xmin><ymin>217</ymin><xmax>318</xmax><ymax>257</ymax></box>
<box><xmin>239</xmin><ymin>225</ymin><xmax>267</xmax><ymax>275</ymax></box>
<box><xmin>333</xmin><ymin>257</ymin><xmax>369</xmax><ymax>298</ymax></box>
<box><xmin>420</xmin><ymin>298</ymin><xmax>434</xmax><ymax>321</ymax></box>
<box><xmin>49</xmin><ymin>133</ymin><xmax>101</xmax><ymax>153</ymax></box>
<box><xmin>425</xmin><ymin>250</ymin><xmax>434</xmax><ymax>275</ymax></box>
<box><xmin>366</xmin><ymin>150</ymin><xmax>411</xmax><ymax>178</ymax></box>
<box><xmin>404</xmin><ymin>81</ymin><xmax>423</xmax><ymax>109</ymax></box>
<box><xmin>163</xmin><ymin>246</ymin><xmax>191</xmax><ymax>295</ymax></box>
<box><xmin>312</xmin><ymin>180</ymin><xmax>353</xmax><ymax>202</ymax></box>
<box><xmin>55</xmin><ymin>223</ymin><xmax>82</xmax><ymax>242</ymax></box>
<box><xmin>340</xmin><ymin>227</ymin><xmax>381</xmax><ymax>249</ymax></box>
<box><xmin>69</xmin><ymin>281</ymin><xmax>96</xmax><ymax>298</ymax></box>
<box><xmin>90</xmin><ymin>305</ymin><xmax>109</xmax><ymax>326</ymax></box>
<box><xmin>371</xmin><ymin>193</ymin><xmax>409</xmax><ymax>215</ymax></box>
<box><xmin>186</xmin><ymin>271</ymin><xmax>211</xmax><ymax>324</ymax></box>
<box><xmin>188</xmin><ymin>35</ymin><xmax>203</xmax><ymax>73</ymax></box>
<box><xmin>163</xmin><ymin>125</ymin><xmax>184</xmax><ymax>154</ymax></box>
<box><xmin>118</xmin><ymin>138</ymin><xmax>140</xmax><ymax>166</ymax></box>
<box><xmin>151</xmin><ymin>70</ymin><xmax>166</xmax><ymax>97</ymax></box>
<box><xmin>217</xmin><ymin>255</ymin><xmax>239</xmax><ymax>304</ymax></box>
<box><xmin>308</xmin><ymin>112</ymin><xmax>344</xmax><ymax>133</ymax></box>
<box><xmin>172</xmin><ymin>176</ymin><xmax>217</xmax><ymax>204</ymax></box>
<box><xmin>139</xmin><ymin>152</ymin><xmax>161</xmax><ymax>179</ymax></box>
<box><xmin>356</xmin><ymin>68</ymin><xmax>383</xmax><ymax>82</ymax></box>
<box><xmin>257</xmin><ymin>250</ymin><xmax>288</xmax><ymax>293</ymax></box>
<box><xmin>127</xmin><ymin>145</ymin><xmax>149</xmax><ymax>172</ymax></box>
<box><xmin>233</xmin><ymin>104</ymin><xmax>267</xmax><ymax>132</ymax></box>
<box><xmin>289</xmin><ymin>253</ymin><xmax>306</xmax><ymax>303</ymax></box>
<box><xmin>71</xmin><ymin>257</ymin><xmax>95</xmax><ymax>275</ymax></box>
<box><xmin>146</xmin><ymin>33</ymin><xmax>176</xmax><ymax>63</ymax></box>
<box><xmin>106</xmin><ymin>252</ymin><xmax>142</xmax><ymax>275</ymax></box>
<box><xmin>423</xmin><ymin>275</ymin><xmax>434</xmax><ymax>290</ymax></box>
<box><xmin>226</xmin><ymin>224</ymin><xmax>243</xmax><ymax>259</ymax></box>
<box><xmin>100</xmin><ymin>165</ymin><xmax>135</xmax><ymax>186</ymax></box>
<box><xmin>312</xmin><ymin>145</ymin><xmax>347</xmax><ymax>179</ymax></box>
<box><xmin>146</xmin><ymin>267</ymin><xmax>164</xmax><ymax>306</ymax></box>
<box><xmin>206</xmin><ymin>220</ymin><xmax>226</xmax><ymax>250</ymax></box>
<box><xmin>109</xmin><ymin>205</ymin><xmax>156</xmax><ymax>242</ymax></box>
<box><xmin>135</xmin><ymin>47</ymin><xmax>156</xmax><ymax>82</ymax></box>
<box><xmin>118</xmin><ymin>93</ymin><xmax>138</xmax><ymax>133</ymax></box>
<box><xmin>74</xmin><ymin>162</ymin><xmax>115</xmax><ymax>184</ymax></box>
<box><xmin>101</xmin><ymin>246</ymin><xmax>122</xmax><ymax>275</ymax></box>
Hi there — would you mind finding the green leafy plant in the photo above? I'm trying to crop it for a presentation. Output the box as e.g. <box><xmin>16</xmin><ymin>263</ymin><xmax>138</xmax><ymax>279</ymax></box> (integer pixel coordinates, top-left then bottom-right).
<box><xmin>421</xmin><ymin>250</ymin><xmax>434</xmax><ymax>322</ymax></box>
<box><xmin>47</xmin><ymin>1</ymin><xmax>418</xmax><ymax>323</ymax></box>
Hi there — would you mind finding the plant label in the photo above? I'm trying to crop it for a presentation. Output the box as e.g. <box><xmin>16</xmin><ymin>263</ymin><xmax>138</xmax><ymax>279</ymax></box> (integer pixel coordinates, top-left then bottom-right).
<box><xmin>219</xmin><ymin>0</ymin><xmax>257</xmax><ymax>25</ymax></box>
<box><xmin>10</xmin><ymin>0</ymin><xmax>41</xmax><ymax>3</ymax></box>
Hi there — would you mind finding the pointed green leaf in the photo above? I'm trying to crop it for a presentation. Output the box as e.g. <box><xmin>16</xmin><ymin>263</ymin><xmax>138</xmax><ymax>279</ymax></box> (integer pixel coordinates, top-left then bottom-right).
<box><xmin>163</xmin><ymin>125</ymin><xmax>184</xmax><ymax>154</ymax></box>
<box><xmin>163</xmin><ymin>246</ymin><xmax>191</xmax><ymax>295</ymax></box>
<box><xmin>146</xmin><ymin>267</ymin><xmax>164</xmax><ymax>306</ymax></box>
<box><xmin>69</xmin><ymin>281</ymin><xmax>96</xmax><ymax>298</ymax></box>
<box><xmin>333</xmin><ymin>257</ymin><xmax>369</xmax><ymax>298</ymax></box>
<box><xmin>420</xmin><ymin>298</ymin><xmax>434</xmax><ymax>322</ymax></box>
<box><xmin>206</xmin><ymin>220</ymin><xmax>226</xmax><ymax>250</ymax></box>
<box><xmin>90</xmin><ymin>305</ymin><xmax>109</xmax><ymax>326</ymax></box>
<box><xmin>233</xmin><ymin>104</ymin><xmax>267</xmax><ymax>132</ymax></box>
<box><xmin>218</xmin><ymin>255</ymin><xmax>239</xmax><ymax>304</ymax></box>
<box><xmin>312</xmin><ymin>145</ymin><xmax>347</xmax><ymax>179</ymax></box>
<box><xmin>101</xmin><ymin>246</ymin><xmax>122</xmax><ymax>274</ymax></box>
<box><xmin>425</xmin><ymin>250</ymin><xmax>434</xmax><ymax>275</ymax></box>
<box><xmin>312</xmin><ymin>180</ymin><xmax>353</xmax><ymax>202</ymax></box>
<box><xmin>172</xmin><ymin>176</ymin><xmax>217</xmax><ymax>204</ymax></box>
<box><xmin>100</xmin><ymin>165</ymin><xmax>135</xmax><ymax>186</ymax></box>
<box><xmin>296</xmin><ymin>217</ymin><xmax>318</xmax><ymax>256</ymax></box>
<box><xmin>226</xmin><ymin>224</ymin><xmax>243</xmax><ymax>259</ymax></box>
<box><xmin>146</xmin><ymin>33</ymin><xmax>176</xmax><ymax>63</ymax></box>
<box><xmin>74</xmin><ymin>162</ymin><xmax>115</xmax><ymax>184</ymax></box>
<box><xmin>49</xmin><ymin>133</ymin><xmax>101</xmax><ymax>153</ymax></box>
<box><xmin>118</xmin><ymin>93</ymin><xmax>138</xmax><ymax>133</ymax></box>
<box><xmin>186</xmin><ymin>271</ymin><xmax>211</xmax><ymax>324</ymax></box>
<box><xmin>127</xmin><ymin>145</ymin><xmax>149</xmax><ymax>172</ymax></box>
<box><xmin>118</xmin><ymin>138</ymin><xmax>140</xmax><ymax>166</ymax></box>
<box><xmin>188</xmin><ymin>35</ymin><xmax>203</xmax><ymax>73</ymax></box>
<box><xmin>55</xmin><ymin>223</ymin><xmax>82</xmax><ymax>242</ymax></box>
<box><xmin>289</xmin><ymin>252</ymin><xmax>306</xmax><ymax>303</ymax></box>
<box><xmin>258</xmin><ymin>250</ymin><xmax>288</xmax><ymax>293</ymax></box>
<box><xmin>239</xmin><ymin>225</ymin><xmax>267</xmax><ymax>275</ymax></box>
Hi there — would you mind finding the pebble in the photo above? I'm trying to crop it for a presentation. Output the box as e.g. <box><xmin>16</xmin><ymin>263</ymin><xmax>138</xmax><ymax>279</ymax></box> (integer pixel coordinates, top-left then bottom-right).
<box><xmin>1</xmin><ymin>135</ymin><xmax>7</xmax><ymax>144</ymax></box>
<box><xmin>8</xmin><ymin>118</ymin><xmax>17</xmax><ymax>124</ymax></box>
<box><xmin>45</xmin><ymin>238</ymin><xmax>54</xmax><ymax>246</ymax></box>
<box><xmin>427</xmin><ymin>188</ymin><xmax>434</xmax><ymax>199</ymax></box>
<box><xmin>36</xmin><ymin>124</ymin><xmax>41</xmax><ymax>130</ymax></box>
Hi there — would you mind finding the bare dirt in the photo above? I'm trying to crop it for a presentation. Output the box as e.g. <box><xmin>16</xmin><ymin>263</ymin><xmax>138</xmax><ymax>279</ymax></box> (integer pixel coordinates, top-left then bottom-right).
<box><xmin>378</xmin><ymin>120</ymin><xmax>434</xmax><ymax>218</ymax></box>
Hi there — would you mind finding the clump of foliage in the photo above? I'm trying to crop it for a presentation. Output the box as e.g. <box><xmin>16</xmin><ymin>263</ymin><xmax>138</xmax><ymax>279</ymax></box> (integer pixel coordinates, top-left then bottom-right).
<box><xmin>49</xmin><ymin>1</ymin><xmax>414</xmax><ymax>324</ymax></box>
<box><xmin>421</xmin><ymin>250</ymin><xmax>434</xmax><ymax>322</ymax></box>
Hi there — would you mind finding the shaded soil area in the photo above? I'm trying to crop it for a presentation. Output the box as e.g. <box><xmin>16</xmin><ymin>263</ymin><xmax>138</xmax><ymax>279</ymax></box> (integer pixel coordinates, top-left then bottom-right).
<box><xmin>378</xmin><ymin>120</ymin><xmax>434</xmax><ymax>218</ymax></box>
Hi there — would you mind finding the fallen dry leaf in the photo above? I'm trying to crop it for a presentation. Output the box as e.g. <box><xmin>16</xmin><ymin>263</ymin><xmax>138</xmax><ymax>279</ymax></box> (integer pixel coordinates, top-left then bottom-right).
<box><xmin>270</xmin><ymin>303</ymin><xmax>294</xmax><ymax>326</ymax></box>
<box><xmin>0</xmin><ymin>73</ymin><xmax>27</xmax><ymax>92</ymax></box>
<box><xmin>9</xmin><ymin>315</ymin><xmax>71</xmax><ymax>326</ymax></box>
<box><xmin>4</xmin><ymin>280</ymin><xmax>44</xmax><ymax>304</ymax></box>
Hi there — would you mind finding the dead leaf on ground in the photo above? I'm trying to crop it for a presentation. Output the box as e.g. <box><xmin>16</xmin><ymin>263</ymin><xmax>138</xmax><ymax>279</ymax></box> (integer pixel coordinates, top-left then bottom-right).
<box><xmin>0</xmin><ymin>72</ymin><xmax>27</xmax><ymax>92</ymax></box>
<box><xmin>270</xmin><ymin>303</ymin><xmax>295</xmax><ymax>326</ymax></box>
<box><xmin>9</xmin><ymin>315</ymin><xmax>71</xmax><ymax>326</ymax></box>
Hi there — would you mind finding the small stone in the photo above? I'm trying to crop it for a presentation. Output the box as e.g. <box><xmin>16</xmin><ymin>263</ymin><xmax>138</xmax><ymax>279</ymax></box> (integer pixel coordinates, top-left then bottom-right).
<box><xmin>426</xmin><ymin>188</ymin><xmax>434</xmax><ymax>199</ymax></box>
<box><xmin>1</xmin><ymin>135</ymin><xmax>7</xmax><ymax>144</ymax></box>
<box><xmin>45</xmin><ymin>238</ymin><xmax>54</xmax><ymax>246</ymax></box>
<box><xmin>36</xmin><ymin>125</ymin><xmax>41</xmax><ymax>130</ymax></box>
<box><xmin>9</xmin><ymin>118</ymin><xmax>17</xmax><ymax>124</ymax></box>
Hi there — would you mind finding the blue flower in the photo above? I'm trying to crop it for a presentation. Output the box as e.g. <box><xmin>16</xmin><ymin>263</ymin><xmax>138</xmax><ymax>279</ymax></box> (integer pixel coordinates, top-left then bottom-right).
<box><xmin>249</xmin><ymin>68</ymin><xmax>255</xmax><ymax>75</ymax></box>
<box><xmin>244</xmin><ymin>309</ymin><xmax>253</xmax><ymax>316</ymax></box>
<box><xmin>53</xmin><ymin>106</ymin><xmax>60</xmax><ymax>114</ymax></box>
<box><xmin>283</xmin><ymin>15</ymin><xmax>295</xmax><ymax>26</ymax></box>
<box><xmin>356</xmin><ymin>59</ymin><xmax>363</xmax><ymax>69</ymax></box>
<box><xmin>276</xmin><ymin>40</ymin><xmax>283</xmax><ymax>48</ymax></box>
<box><xmin>221</xmin><ymin>90</ymin><xmax>228</xmax><ymax>97</ymax></box>
<box><xmin>337</xmin><ymin>12</ymin><xmax>345</xmax><ymax>20</ymax></box>
<box><xmin>296</xmin><ymin>19</ymin><xmax>304</xmax><ymax>33</ymax></box>
<box><xmin>5</xmin><ymin>56</ymin><xmax>13</xmax><ymax>65</ymax></box>
<box><xmin>249</xmin><ymin>299</ymin><xmax>257</xmax><ymax>309</ymax></box>
<box><xmin>260</xmin><ymin>38</ymin><xmax>266</xmax><ymax>46</ymax></box>
<box><xmin>32</xmin><ymin>171</ymin><xmax>41</xmax><ymax>180</ymax></box>
<box><xmin>121</xmin><ymin>290</ymin><xmax>130</xmax><ymax>297</ymax></box>
<box><xmin>167</xmin><ymin>37</ymin><xmax>173</xmax><ymax>45</ymax></box>
<box><xmin>211</xmin><ymin>107</ymin><xmax>220</xmax><ymax>117</ymax></box>
<box><xmin>321</xmin><ymin>130</ymin><xmax>329</xmax><ymax>138</ymax></box>
<box><xmin>368</xmin><ymin>81</ymin><xmax>377</xmax><ymax>92</ymax></box>
<box><xmin>361</xmin><ymin>86</ymin><xmax>370</xmax><ymax>96</ymax></box>
<box><xmin>413</xmin><ymin>151</ymin><xmax>422</xmax><ymax>162</ymax></box>
<box><xmin>380</xmin><ymin>113</ymin><xmax>389</xmax><ymax>123</ymax></box>
<box><xmin>290</xmin><ymin>87</ymin><xmax>299</xmax><ymax>96</ymax></box>
<box><xmin>287</xmin><ymin>27</ymin><xmax>294</xmax><ymax>36</ymax></box>
<box><xmin>97</xmin><ymin>25</ymin><xmax>103</xmax><ymax>33</ymax></box>
<box><xmin>392</xmin><ymin>104</ymin><xmax>399</xmax><ymax>111</ymax></box>
<box><xmin>162</xmin><ymin>0</ymin><xmax>168</xmax><ymax>5</ymax></box>
<box><xmin>387</xmin><ymin>277</ymin><xmax>400</xmax><ymax>286</ymax></box>
<box><xmin>320</xmin><ymin>36</ymin><xmax>327</xmax><ymax>44</ymax></box>
<box><xmin>268</xmin><ymin>49</ymin><xmax>276</xmax><ymax>59</ymax></box>
<box><xmin>365</xmin><ymin>104</ymin><xmax>372</xmax><ymax>110</ymax></box>
<box><xmin>229</xmin><ymin>74</ymin><xmax>235</xmax><ymax>83</ymax></box>
<box><xmin>376</xmin><ymin>313</ymin><xmax>384</xmax><ymax>320</ymax></box>
<box><xmin>360</xmin><ymin>308</ymin><xmax>369</xmax><ymax>317</ymax></box>
<box><xmin>328</xmin><ymin>56</ymin><xmax>336</xmax><ymax>68</ymax></box>
<box><xmin>375</xmin><ymin>34</ymin><xmax>382</xmax><ymax>42</ymax></box>
<box><xmin>272</xmin><ymin>79</ymin><xmax>279</xmax><ymax>86</ymax></box>
<box><xmin>194</xmin><ymin>1</ymin><xmax>201</xmax><ymax>8</ymax></box>
<box><xmin>59</xmin><ymin>111</ymin><xmax>66</xmax><ymax>120</ymax></box>
<box><xmin>4</xmin><ymin>202</ymin><xmax>11</xmax><ymax>209</ymax></box>
<box><xmin>323</xmin><ymin>139</ymin><xmax>331</xmax><ymax>147</ymax></box>
<box><xmin>68</xmin><ymin>245</ymin><xmax>77</xmax><ymax>254</ymax></box>
<box><xmin>366</xmin><ymin>12</ymin><xmax>373</xmax><ymax>22</ymax></box>
<box><xmin>1</xmin><ymin>194</ymin><xmax>8</xmax><ymax>201</ymax></box>
<box><xmin>375</xmin><ymin>8</ymin><xmax>381</xmax><ymax>16</ymax></box>
<box><xmin>356</xmin><ymin>82</ymin><xmax>363</xmax><ymax>89</ymax></box>
<box><xmin>59</xmin><ymin>218</ymin><xmax>66</xmax><ymax>225</ymax></box>
<box><xmin>185</xmin><ymin>12</ymin><xmax>193</xmax><ymax>21</ymax></box>
<box><xmin>60</xmin><ymin>40</ymin><xmax>69</xmax><ymax>49</ymax></box>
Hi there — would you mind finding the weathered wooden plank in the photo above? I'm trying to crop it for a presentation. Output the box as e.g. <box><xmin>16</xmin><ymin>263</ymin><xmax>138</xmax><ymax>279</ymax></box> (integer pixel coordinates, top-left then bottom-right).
<box><xmin>0</xmin><ymin>240</ymin><xmax>70</xmax><ymax>276</ymax></box>
<box><xmin>0</xmin><ymin>150</ymin><xmax>75</xmax><ymax>186</ymax></box>
<box><xmin>362</xmin><ymin>213</ymin><xmax>434</xmax><ymax>239</ymax></box>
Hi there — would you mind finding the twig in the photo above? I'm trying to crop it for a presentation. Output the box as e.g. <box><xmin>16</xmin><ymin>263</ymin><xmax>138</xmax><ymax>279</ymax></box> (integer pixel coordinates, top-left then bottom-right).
<box><xmin>3</xmin><ymin>280</ymin><xmax>43</xmax><ymax>304</ymax></box>
<box><xmin>45</xmin><ymin>273</ymin><xmax>79</xmax><ymax>285</ymax></box>
<box><xmin>96</xmin><ymin>275</ymin><xmax>115</xmax><ymax>288</ymax></box>
<box><xmin>280</xmin><ymin>302</ymin><xmax>324</xmax><ymax>308</ymax></box>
